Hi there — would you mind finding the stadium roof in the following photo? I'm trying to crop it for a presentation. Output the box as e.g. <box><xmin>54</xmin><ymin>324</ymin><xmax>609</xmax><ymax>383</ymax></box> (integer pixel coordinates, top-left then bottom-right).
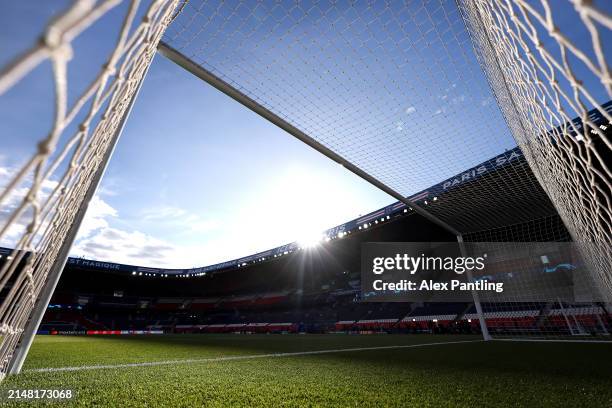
<box><xmin>0</xmin><ymin>144</ymin><xmax>557</xmax><ymax>276</ymax></box>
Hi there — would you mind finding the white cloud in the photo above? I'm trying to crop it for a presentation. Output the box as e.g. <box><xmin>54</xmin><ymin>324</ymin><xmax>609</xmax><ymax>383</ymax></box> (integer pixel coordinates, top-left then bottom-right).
<box><xmin>0</xmin><ymin>160</ymin><xmax>181</xmax><ymax>266</ymax></box>
<box><xmin>481</xmin><ymin>97</ymin><xmax>493</xmax><ymax>107</ymax></box>
<box><xmin>0</xmin><ymin>163</ymin><xmax>54</xmax><ymax>247</ymax></box>
<box><xmin>72</xmin><ymin>226</ymin><xmax>178</xmax><ymax>267</ymax></box>
<box><xmin>72</xmin><ymin>200</ymin><xmax>223</xmax><ymax>267</ymax></box>
<box><xmin>76</xmin><ymin>195</ymin><xmax>118</xmax><ymax>239</ymax></box>
<box><xmin>405</xmin><ymin>106</ymin><xmax>416</xmax><ymax>115</ymax></box>
<box><xmin>0</xmin><ymin>157</ymin><xmax>220</xmax><ymax>267</ymax></box>
<box><xmin>71</xmin><ymin>196</ymin><xmax>182</xmax><ymax>266</ymax></box>
<box><xmin>140</xmin><ymin>205</ymin><xmax>221</xmax><ymax>234</ymax></box>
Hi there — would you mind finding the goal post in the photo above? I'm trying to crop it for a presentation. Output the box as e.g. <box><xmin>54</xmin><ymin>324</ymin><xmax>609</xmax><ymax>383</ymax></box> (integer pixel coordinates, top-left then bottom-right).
<box><xmin>0</xmin><ymin>0</ymin><xmax>180</xmax><ymax>378</ymax></box>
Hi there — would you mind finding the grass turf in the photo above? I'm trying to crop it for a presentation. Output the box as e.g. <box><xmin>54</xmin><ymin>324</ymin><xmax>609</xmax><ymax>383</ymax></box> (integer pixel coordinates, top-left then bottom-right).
<box><xmin>0</xmin><ymin>334</ymin><xmax>610</xmax><ymax>407</ymax></box>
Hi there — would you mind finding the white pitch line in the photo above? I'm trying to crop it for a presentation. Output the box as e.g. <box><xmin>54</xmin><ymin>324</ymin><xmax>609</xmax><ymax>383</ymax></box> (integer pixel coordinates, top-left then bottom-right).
<box><xmin>27</xmin><ymin>339</ymin><xmax>482</xmax><ymax>373</ymax></box>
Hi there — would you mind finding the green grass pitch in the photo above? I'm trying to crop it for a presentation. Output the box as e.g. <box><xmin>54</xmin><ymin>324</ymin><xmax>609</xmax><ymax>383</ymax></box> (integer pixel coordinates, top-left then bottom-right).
<box><xmin>0</xmin><ymin>334</ymin><xmax>610</xmax><ymax>407</ymax></box>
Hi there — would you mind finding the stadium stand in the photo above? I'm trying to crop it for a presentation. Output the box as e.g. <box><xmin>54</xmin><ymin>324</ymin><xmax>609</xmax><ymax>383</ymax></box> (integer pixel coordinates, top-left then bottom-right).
<box><xmin>1</xmin><ymin>146</ymin><xmax>610</xmax><ymax>338</ymax></box>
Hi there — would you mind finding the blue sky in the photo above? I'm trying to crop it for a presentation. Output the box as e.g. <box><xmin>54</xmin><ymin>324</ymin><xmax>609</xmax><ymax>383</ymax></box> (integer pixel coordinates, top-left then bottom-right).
<box><xmin>1</xmin><ymin>1</ymin><xmax>610</xmax><ymax>268</ymax></box>
<box><xmin>0</xmin><ymin>1</ymin><xmax>396</xmax><ymax>267</ymax></box>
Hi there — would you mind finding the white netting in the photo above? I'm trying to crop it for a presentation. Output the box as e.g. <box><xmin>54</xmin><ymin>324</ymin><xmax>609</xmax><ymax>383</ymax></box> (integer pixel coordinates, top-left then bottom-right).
<box><xmin>458</xmin><ymin>0</ymin><xmax>611</xmax><ymax>307</ymax></box>
<box><xmin>0</xmin><ymin>0</ymin><xmax>179</xmax><ymax>378</ymax></box>
<box><xmin>462</xmin><ymin>229</ymin><xmax>610</xmax><ymax>339</ymax></box>
<box><xmin>1</xmin><ymin>1</ymin><xmax>609</xmax><ymax>377</ymax></box>
<box><xmin>162</xmin><ymin>0</ymin><xmax>610</xmax><ymax>233</ymax></box>
<box><xmin>162</xmin><ymin>0</ymin><xmax>554</xmax><ymax>232</ymax></box>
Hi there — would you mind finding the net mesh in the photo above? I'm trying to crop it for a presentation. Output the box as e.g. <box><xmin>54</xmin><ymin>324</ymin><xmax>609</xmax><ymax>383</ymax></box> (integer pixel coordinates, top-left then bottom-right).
<box><xmin>464</xmin><ymin>217</ymin><xmax>610</xmax><ymax>339</ymax></box>
<box><xmin>163</xmin><ymin>0</ymin><xmax>610</xmax><ymax>234</ymax></box>
<box><xmin>460</xmin><ymin>0</ymin><xmax>612</xmax><ymax>335</ymax></box>
<box><xmin>163</xmin><ymin>0</ymin><xmax>611</xmax><ymax>338</ymax></box>
<box><xmin>162</xmin><ymin>0</ymin><xmax>545</xmax><ymax>231</ymax></box>
<box><xmin>0</xmin><ymin>0</ymin><xmax>178</xmax><ymax>378</ymax></box>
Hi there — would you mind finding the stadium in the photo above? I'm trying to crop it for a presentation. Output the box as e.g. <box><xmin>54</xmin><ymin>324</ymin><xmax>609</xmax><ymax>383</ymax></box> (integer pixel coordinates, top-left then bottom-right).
<box><xmin>0</xmin><ymin>0</ymin><xmax>611</xmax><ymax>406</ymax></box>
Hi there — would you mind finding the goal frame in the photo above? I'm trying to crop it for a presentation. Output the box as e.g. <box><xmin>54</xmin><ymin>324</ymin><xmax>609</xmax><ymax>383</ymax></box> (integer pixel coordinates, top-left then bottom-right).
<box><xmin>0</xmin><ymin>0</ymin><xmax>181</xmax><ymax>377</ymax></box>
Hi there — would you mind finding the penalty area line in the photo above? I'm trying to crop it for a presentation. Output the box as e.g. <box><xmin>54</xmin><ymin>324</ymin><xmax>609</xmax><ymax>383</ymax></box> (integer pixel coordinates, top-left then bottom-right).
<box><xmin>26</xmin><ymin>339</ymin><xmax>482</xmax><ymax>373</ymax></box>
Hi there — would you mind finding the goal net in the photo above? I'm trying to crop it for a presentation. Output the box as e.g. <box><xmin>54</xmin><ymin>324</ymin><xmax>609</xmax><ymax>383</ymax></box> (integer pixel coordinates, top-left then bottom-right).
<box><xmin>458</xmin><ymin>0</ymin><xmax>612</xmax><ymax>339</ymax></box>
<box><xmin>0</xmin><ymin>0</ymin><xmax>179</xmax><ymax>378</ymax></box>
<box><xmin>161</xmin><ymin>0</ymin><xmax>611</xmax><ymax>339</ymax></box>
